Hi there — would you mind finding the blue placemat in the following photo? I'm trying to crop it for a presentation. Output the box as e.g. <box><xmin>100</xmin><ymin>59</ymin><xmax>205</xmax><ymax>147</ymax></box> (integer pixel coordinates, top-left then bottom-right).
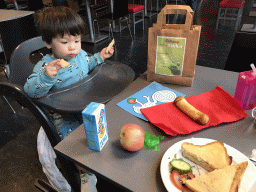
<box><xmin>116</xmin><ymin>81</ymin><xmax>185</xmax><ymax>121</ymax></box>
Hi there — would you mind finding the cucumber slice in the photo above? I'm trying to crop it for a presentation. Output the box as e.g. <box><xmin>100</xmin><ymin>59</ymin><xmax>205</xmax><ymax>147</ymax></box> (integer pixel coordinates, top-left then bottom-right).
<box><xmin>170</xmin><ymin>159</ymin><xmax>192</xmax><ymax>173</ymax></box>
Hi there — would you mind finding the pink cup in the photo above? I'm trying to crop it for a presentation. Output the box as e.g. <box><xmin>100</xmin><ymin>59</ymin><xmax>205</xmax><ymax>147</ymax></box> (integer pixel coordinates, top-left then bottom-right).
<box><xmin>234</xmin><ymin>70</ymin><xmax>256</xmax><ymax>110</ymax></box>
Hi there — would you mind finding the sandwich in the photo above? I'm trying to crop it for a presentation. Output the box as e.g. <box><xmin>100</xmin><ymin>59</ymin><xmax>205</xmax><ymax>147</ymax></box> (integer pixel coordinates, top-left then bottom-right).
<box><xmin>181</xmin><ymin>141</ymin><xmax>231</xmax><ymax>172</ymax></box>
<box><xmin>183</xmin><ymin>161</ymin><xmax>248</xmax><ymax>192</ymax></box>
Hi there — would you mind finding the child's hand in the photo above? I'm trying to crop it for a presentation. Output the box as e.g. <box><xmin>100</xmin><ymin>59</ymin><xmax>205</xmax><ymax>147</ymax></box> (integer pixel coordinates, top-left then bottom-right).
<box><xmin>45</xmin><ymin>59</ymin><xmax>62</xmax><ymax>78</ymax></box>
<box><xmin>100</xmin><ymin>47</ymin><xmax>114</xmax><ymax>60</ymax></box>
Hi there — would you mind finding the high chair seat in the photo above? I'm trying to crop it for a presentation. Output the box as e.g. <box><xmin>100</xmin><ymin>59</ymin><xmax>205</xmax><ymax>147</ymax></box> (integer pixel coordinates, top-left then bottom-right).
<box><xmin>128</xmin><ymin>4</ymin><xmax>145</xmax><ymax>13</ymax></box>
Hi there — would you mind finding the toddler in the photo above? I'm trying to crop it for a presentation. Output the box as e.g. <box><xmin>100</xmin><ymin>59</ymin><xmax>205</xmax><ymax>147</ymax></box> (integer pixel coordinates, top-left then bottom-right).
<box><xmin>24</xmin><ymin>6</ymin><xmax>114</xmax><ymax>139</ymax></box>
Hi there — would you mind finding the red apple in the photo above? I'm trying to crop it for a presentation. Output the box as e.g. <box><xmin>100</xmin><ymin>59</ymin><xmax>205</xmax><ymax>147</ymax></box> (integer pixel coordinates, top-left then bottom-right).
<box><xmin>120</xmin><ymin>124</ymin><xmax>145</xmax><ymax>152</ymax></box>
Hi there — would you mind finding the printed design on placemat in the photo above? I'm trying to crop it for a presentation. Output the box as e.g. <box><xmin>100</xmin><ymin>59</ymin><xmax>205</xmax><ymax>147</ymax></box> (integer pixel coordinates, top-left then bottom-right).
<box><xmin>131</xmin><ymin>90</ymin><xmax>177</xmax><ymax>114</ymax></box>
<box><xmin>117</xmin><ymin>82</ymin><xmax>185</xmax><ymax>121</ymax></box>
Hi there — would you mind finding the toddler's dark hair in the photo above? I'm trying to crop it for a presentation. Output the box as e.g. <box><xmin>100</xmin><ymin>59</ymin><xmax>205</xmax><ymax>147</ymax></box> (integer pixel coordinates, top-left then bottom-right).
<box><xmin>36</xmin><ymin>6</ymin><xmax>85</xmax><ymax>44</ymax></box>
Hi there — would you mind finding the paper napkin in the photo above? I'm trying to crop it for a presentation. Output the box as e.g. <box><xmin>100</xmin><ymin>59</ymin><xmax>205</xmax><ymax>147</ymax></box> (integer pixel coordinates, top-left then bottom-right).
<box><xmin>140</xmin><ymin>86</ymin><xmax>247</xmax><ymax>136</ymax></box>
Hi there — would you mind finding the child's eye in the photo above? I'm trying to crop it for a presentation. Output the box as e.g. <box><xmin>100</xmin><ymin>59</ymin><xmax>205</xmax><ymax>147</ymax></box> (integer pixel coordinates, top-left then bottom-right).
<box><xmin>75</xmin><ymin>40</ymin><xmax>80</xmax><ymax>43</ymax></box>
<box><xmin>61</xmin><ymin>42</ymin><xmax>67</xmax><ymax>44</ymax></box>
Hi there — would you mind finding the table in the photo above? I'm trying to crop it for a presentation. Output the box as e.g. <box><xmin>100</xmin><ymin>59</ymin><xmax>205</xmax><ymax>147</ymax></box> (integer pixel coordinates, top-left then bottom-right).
<box><xmin>0</xmin><ymin>9</ymin><xmax>37</xmax><ymax>63</ymax></box>
<box><xmin>0</xmin><ymin>9</ymin><xmax>34</xmax><ymax>22</ymax></box>
<box><xmin>55</xmin><ymin>65</ymin><xmax>256</xmax><ymax>191</ymax></box>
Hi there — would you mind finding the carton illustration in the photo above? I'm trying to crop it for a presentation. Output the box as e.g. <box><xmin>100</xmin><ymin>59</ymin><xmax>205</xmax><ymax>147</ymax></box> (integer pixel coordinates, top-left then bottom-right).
<box><xmin>82</xmin><ymin>102</ymin><xmax>108</xmax><ymax>151</ymax></box>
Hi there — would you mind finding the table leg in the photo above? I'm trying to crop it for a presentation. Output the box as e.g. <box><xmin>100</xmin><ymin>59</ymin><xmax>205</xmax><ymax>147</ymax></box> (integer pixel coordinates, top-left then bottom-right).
<box><xmin>82</xmin><ymin>0</ymin><xmax>108</xmax><ymax>44</ymax></box>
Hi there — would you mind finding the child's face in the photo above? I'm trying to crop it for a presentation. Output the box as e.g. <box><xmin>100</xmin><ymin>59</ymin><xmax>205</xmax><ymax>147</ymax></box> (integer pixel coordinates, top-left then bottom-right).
<box><xmin>45</xmin><ymin>34</ymin><xmax>82</xmax><ymax>60</ymax></box>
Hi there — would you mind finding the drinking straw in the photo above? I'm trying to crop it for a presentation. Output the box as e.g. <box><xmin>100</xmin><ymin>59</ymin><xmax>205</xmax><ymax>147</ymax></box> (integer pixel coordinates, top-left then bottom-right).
<box><xmin>251</xmin><ymin>63</ymin><xmax>256</xmax><ymax>76</ymax></box>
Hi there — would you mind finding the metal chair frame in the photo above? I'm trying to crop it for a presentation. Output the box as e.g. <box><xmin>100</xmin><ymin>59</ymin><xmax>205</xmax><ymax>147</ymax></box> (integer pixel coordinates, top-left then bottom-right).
<box><xmin>128</xmin><ymin>1</ymin><xmax>145</xmax><ymax>35</ymax></box>
<box><xmin>216</xmin><ymin>2</ymin><xmax>244</xmax><ymax>31</ymax></box>
<box><xmin>101</xmin><ymin>0</ymin><xmax>133</xmax><ymax>39</ymax></box>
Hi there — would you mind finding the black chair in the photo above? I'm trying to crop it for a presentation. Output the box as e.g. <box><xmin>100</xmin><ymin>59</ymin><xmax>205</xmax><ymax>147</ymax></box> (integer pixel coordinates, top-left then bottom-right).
<box><xmin>224</xmin><ymin>31</ymin><xmax>256</xmax><ymax>72</ymax></box>
<box><xmin>27</xmin><ymin>0</ymin><xmax>44</xmax><ymax>11</ymax></box>
<box><xmin>51</xmin><ymin>0</ymin><xmax>68</xmax><ymax>7</ymax></box>
<box><xmin>4</xmin><ymin>0</ymin><xmax>28</xmax><ymax>10</ymax></box>
<box><xmin>87</xmin><ymin>0</ymin><xmax>109</xmax><ymax>38</ymax></box>
<box><xmin>99</xmin><ymin>0</ymin><xmax>133</xmax><ymax>39</ymax></box>
<box><xmin>51</xmin><ymin>0</ymin><xmax>81</xmax><ymax>12</ymax></box>
<box><xmin>5</xmin><ymin>0</ymin><xmax>44</xmax><ymax>11</ymax></box>
<box><xmin>0</xmin><ymin>36</ymin><xmax>135</xmax><ymax>191</ymax></box>
<box><xmin>193</xmin><ymin>0</ymin><xmax>220</xmax><ymax>51</ymax></box>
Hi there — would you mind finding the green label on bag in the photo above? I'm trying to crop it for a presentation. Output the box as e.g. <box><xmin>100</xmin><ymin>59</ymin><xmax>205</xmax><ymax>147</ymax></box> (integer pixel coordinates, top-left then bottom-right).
<box><xmin>155</xmin><ymin>36</ymin><xmax>186</xmax><ymax>76</ymax></box>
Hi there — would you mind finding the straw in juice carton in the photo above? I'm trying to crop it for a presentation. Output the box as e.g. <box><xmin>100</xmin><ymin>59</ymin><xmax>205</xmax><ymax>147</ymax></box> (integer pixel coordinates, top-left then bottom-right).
<box><xmin>234</xmin><ymin>64</ymin><xmax>256</xmax><ymax>110</ymax></box>
<box><xmin>82</xmin><ymin>102</ymin><xmax>108</xmax><ymax>151</ymax></box>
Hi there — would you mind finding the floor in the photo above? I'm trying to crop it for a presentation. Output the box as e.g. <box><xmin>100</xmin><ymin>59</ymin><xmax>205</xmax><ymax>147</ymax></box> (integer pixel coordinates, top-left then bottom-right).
<box><xmin>0</xmin><ymin>0</ymin><xmax>254</xmax><ymax>191</ymax></box>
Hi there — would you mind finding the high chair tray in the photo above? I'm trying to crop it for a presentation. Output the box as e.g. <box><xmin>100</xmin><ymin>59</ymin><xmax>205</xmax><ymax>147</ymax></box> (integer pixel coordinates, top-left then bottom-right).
<box><xmin>34</xmin><ymin>60</ymin><xmax>135</xmax><ymax>113</ymax></box>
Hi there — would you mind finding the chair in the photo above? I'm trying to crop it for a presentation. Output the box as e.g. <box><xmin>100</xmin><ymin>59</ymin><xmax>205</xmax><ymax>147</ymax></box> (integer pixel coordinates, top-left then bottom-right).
<box><xmin>88</xmin><ymin>0</ymin><xmax>109</xmax><ymax>38</ymax></box>
<box><xmin>27</xmin><ymin>0</ymin><xmax>44</xmax><ymax>11</ymax></box>
<box><xmin>165</xmin><ymin>0</ymin><xmax>186</xmax><ymax>5</ymax></box>
<box><xmin>128</xmin><ymin>1</ymin><xmax>145</xmax><ymax>35</ymax></box>
<box><xmin>51</xmin><ymin>0</ymin><xmax>68</xmax><ymax>7</ymax></box>
<box><xmin>215</xmin><ymin>0</ymin><xmax>245</xmax><ymax>31</ymax></box>
<box><xmin>224</xmin><ymin>31</ymin><xmax>256</xmax><ymax>72</ymax></box>
<box><xmin>99</xmin><ymin>0</ymin><xmax>133</xmax><ymax>39</ymax></box>
<box><xmin>193</xmin><ymin>0</ymin><xmax>219</xmax><ymax>46</ymax></box>
<box><xmin>4</xmin><ymin>0</ymin><xmax>28</xmax><ymax>10</ymax></box>
<box><xmin>164</xmin><ymin>0</ymin><xmax>187</xmax><ymax>24</ymax></box>
<box><xmin>0</xmin><ymin>36</ymin><xmax>135</xmax><ymax>191</ymax></box>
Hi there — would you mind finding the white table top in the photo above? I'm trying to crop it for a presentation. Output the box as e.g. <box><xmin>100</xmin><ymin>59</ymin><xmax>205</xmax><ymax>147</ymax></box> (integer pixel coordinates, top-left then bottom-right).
<box><xmin>0</xmin><ymin>9</ymin><xmax>34</xmax><ymax>22</ymax></box>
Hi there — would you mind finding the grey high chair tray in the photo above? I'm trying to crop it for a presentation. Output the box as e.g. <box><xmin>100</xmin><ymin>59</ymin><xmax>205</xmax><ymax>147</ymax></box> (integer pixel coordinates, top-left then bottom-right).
<box><xmin>34</xmin><ymin>60</ymin><xmax>135</xmax><ymax>113</ymax></box>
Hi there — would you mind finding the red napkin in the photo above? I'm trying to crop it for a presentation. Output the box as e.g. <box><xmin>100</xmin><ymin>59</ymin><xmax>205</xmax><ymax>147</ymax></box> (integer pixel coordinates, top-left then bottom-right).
<box><xmin>140</xmin><ymin>86</ymin><xmax>247</xmax><ymax>136</ymax></box>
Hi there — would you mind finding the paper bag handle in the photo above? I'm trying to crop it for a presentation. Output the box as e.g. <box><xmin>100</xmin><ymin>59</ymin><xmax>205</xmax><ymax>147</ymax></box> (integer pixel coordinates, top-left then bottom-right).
<box><xmin>156</xmin><ymin>5</ymin><xmax>194</xmax><ymax>31</ymax></box>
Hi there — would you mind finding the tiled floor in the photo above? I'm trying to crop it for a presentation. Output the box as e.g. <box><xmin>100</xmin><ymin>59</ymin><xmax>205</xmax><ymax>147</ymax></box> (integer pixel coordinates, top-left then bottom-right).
<box><xmin>0</xmin><ymin>0</ymin><xmax>254</xmax><ymax>191</ymax></box>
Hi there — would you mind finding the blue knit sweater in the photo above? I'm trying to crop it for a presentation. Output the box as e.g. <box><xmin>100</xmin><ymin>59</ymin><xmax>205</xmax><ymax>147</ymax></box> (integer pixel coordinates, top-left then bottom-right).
<box><xmin>24</xmin><ymin>50</ymin><xmax>103</xmax><ymax>98</ymax></box>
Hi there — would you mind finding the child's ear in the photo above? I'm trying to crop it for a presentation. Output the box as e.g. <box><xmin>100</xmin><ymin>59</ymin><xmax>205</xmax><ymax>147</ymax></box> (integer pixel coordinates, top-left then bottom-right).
<box><xmin>44</xmin><ymin>42</ymin><xmax>52</xmax><ymax>49</ymax></box>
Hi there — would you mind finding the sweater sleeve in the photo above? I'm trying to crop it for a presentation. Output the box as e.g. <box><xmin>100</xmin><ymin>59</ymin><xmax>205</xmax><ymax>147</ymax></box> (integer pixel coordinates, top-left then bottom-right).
<box><xmin>87</xmin><ymin>52</ymin><xmax>104</xmax><ymax>72</ymax></box>
<box><xmin>24</xmin><ymin>61</ymin><xmax>57</xmax><ymax>98</ymax></box>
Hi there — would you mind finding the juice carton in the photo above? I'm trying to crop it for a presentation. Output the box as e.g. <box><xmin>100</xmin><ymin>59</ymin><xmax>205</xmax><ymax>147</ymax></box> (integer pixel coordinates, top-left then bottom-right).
<box><xmin>234</xmin><ymin>69</ymin><xmax>256</xmax><ymax>110</ymax></box>
<box><xmin>82</xmin><ymin>102</ymin><xmax>108</xmax><ymax>151</ymax></box>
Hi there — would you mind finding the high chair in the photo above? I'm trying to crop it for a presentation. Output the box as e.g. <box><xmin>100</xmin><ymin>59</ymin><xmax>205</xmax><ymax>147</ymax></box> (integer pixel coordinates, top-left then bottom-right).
<box><xmin>0</xmin><ymin>36</ymin><xmax>135</xmax><ymax>191</ymax></box>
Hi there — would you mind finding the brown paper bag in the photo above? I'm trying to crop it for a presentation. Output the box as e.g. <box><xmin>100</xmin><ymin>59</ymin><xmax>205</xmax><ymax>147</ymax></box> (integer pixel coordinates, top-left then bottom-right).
<box><xmin>147</xmin><ymin>5</ymin><xmax>201</xmax><ymax>86</ymax></box>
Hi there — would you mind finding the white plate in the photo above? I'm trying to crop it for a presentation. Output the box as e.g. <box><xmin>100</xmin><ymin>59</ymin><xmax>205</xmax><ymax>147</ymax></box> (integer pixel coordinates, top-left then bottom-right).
<box><xmin>160</xmin><ymin>138</ymin><xmax>256</xmax><ymax>192</ymax></box>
